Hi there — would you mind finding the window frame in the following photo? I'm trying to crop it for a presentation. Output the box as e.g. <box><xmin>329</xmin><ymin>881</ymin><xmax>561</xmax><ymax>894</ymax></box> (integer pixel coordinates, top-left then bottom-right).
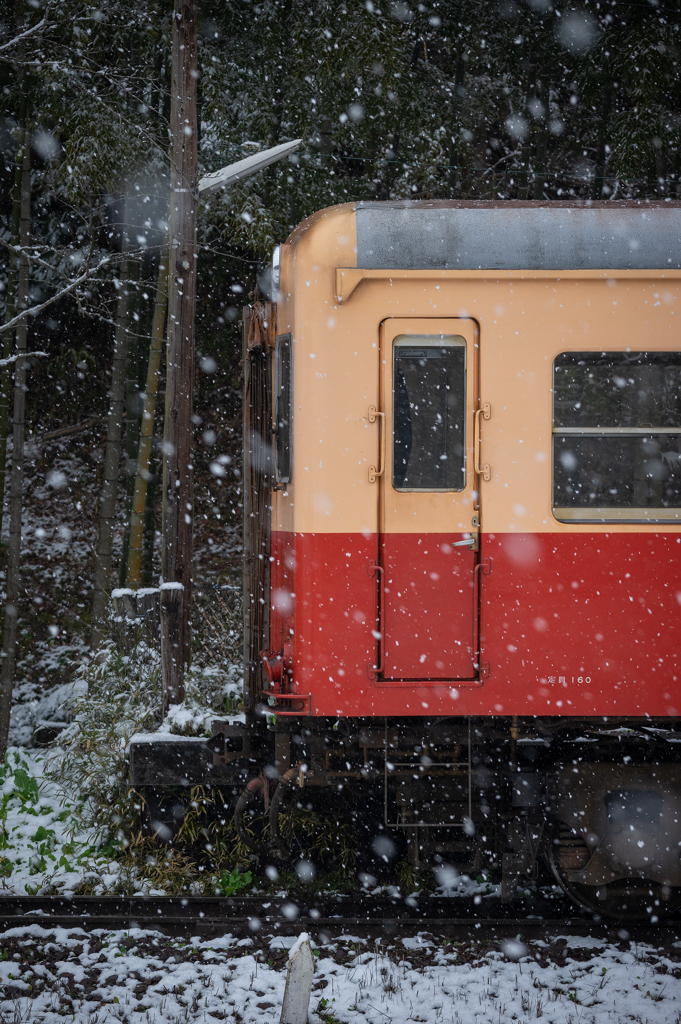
<box><xmin>274</xmin><ymin>333</ymin><xmax>293</xmax><ymax>485</ymax></box>
<box><xmin>391</xmin><ymin>333</ymin><xmax>467</xmax><ymax>493</ymax></box>
<box><xmin>552</xmin><ymin>350</ymin><xmax>681</xmax><ymax>524</ymax></box>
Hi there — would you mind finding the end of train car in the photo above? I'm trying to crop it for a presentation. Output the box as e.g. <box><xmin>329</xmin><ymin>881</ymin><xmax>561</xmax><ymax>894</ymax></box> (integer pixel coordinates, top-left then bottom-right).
<box><xmin>237</xmin><ymin>200</ymin><xmax>681</xmax><ymax>918</ymax></box>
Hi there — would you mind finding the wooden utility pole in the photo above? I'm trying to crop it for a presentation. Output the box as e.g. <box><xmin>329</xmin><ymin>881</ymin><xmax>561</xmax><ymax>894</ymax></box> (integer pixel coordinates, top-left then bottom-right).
<box><xmin>161</xmin><ymin>0</ymin><xmax>197</xmax><ymax>712</ymax></box>
<box><xmin>0</xmin><ymin>131</ymin><xmax>30</xmax><ymax>759</ymax></box>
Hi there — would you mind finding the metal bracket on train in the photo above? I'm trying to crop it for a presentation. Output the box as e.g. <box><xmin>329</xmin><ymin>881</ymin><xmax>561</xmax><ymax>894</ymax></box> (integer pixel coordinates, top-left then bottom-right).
<box><xmin>261</xmin><ymin>648</ymin><xmax>285</xmax><ymax>691</ymax></box>
<box><xmin>205</xmin><ymin>720</ymin><xmax>251</xmax><ymax>765</ymax></box>
<box><xmin>262</xmin><ymin>692</ymin><xmax>313</xmax><ymax>716</ymax></box>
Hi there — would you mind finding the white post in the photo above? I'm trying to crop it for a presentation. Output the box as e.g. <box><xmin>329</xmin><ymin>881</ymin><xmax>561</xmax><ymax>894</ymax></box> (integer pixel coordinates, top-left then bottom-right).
<box><xmin>280</xmin><ymin>932</ymin><xmax>314</xmax><ymax>1024</ymax></box>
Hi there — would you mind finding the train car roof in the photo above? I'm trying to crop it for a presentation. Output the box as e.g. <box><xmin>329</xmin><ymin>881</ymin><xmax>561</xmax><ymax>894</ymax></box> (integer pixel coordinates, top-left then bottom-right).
<box><xmin>323</xmin><ymin>199</ymin><xmax>681</xmax><ymax>271</ymax></box>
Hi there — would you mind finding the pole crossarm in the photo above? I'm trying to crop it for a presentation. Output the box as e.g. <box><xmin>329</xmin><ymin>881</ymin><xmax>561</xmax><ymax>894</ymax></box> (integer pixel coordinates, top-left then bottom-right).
<box><xmin>198</xmin><ymin>140</ymin><xmax>302</xmax><ymax>196</ymax></box>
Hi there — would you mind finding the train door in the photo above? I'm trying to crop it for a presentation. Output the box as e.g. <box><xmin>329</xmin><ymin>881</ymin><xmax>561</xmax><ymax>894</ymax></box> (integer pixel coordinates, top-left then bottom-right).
<box><xmin>375</xmin><ymin>318</ymin><xmax>480</xmax><ymax>681</ymax></box>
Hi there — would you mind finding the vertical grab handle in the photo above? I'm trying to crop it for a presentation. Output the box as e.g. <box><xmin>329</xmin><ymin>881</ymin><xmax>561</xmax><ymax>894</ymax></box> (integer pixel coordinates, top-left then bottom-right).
<box><xmin>368</xmin><ymin>406</ymin><xmax>385</xmax><ymax>483</ymax></box>
<box><xmin>474</xmin><ymin>402</ymin><xmax>492</xmax><ymax>482</ymax></box>
<box><xmin>368</xmin><ymin>560</ymin><xmax>385</xmax><ymax>681</ymax></box>
<box><xmin>473</xmin><ymin>557</ymin><xmax>492</xmax><ymax>678</ymax></box>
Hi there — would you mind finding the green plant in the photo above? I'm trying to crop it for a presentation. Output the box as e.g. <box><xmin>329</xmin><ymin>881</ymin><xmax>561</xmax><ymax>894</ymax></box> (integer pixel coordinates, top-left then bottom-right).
<box><xmin>317</xmin><ymin>995</ymin><xmax>342</xmax><ymax>1024</ymax></box>
<box><xmin>396</xmin><ymin>860</ymin><xmax>418</xmax><ymax>894</ymax></box>
<box><xmin>10</xmin><ymin>767</ymin><xmax>40</xmax><ymax>806</ymax></box>
<box><xmin>28</xmin><ymin>825</ymin><xmax>57</xmax><ymax>874</ymax></box>
<box><xmin>0</xmin><ymin>753</ymin><xmax>61</xmax><ymax>881</ymax></box>
<box><xmin>216</xmin><ymin>869</ymin><xmax>252</xmax><ymax>896</ymax></box>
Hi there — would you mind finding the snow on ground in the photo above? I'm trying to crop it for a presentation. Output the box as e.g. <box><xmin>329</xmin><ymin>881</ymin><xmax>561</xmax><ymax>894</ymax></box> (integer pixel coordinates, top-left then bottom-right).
<box><xmin>9</xmin><ymin>679</ymin><xmax>85</xmax><ymax>748</ymax></box>
<box><xmin>0</xmin><ymin>927</ymin><xmax>680</xmax><ymax>1023</ymax></box>
<box><xmin>0</xmin><ymin>748</ymin><xmax>126</xmax><ymax>896</ymax></box>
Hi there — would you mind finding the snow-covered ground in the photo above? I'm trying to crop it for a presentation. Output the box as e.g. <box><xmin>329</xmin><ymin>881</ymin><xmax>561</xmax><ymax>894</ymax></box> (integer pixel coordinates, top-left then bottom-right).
<box><xmin>0</xmin><ymin>748</ymin><xmax>126</xmax><ymax>896</ymax></box>
<box><xmin>0</xmin><ymin>926</ymin><xmax>680</xmax><ymax>1023</ymax></box>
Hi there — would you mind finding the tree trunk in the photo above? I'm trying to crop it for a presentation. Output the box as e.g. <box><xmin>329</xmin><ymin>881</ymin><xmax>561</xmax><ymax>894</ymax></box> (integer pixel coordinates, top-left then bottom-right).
<box><xmin>0</xmin><ymin>160</ymin><xmax>23</xmax><ymax>521</ymax></box>
<box><xmin>0</xmin><ymin>132</ymin><xmax>30</xmax><ymax>759</ymax></box>
<box><xmin>126</xmin><ymin>248</ymin><xmax>168</xmax><ymax>587</ymax></box>
<box><xmin>161</xmin><ymin>0</ymin><xmax>197</xmax><ymax>712</ymax></box>
<box><xmin>90</xmin><ymin>260</ymin><xmax>131</xmax><ymax>648</ymax></box>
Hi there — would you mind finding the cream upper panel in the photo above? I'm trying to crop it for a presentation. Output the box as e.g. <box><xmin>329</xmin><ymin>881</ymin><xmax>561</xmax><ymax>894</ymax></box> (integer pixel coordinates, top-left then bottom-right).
<box><xmin>274</xmin><ymin>210</ymin><xmax>681</xmax><ymax>535</ymax></box>
<box><xmin>481</xmin><ymin>275</ymin><xmax>681</xmax><ymax>535</ymax></box>
<box><xmin>273</xmin><ymin>205</ymin><xmax>360</xmax><ymax>535</ymax></box>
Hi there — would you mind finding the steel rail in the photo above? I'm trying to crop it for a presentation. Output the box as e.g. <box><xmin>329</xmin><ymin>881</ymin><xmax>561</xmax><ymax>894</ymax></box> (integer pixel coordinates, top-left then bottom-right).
<box><xmin>0</xmin><ymin>895</ymin><xmax>679</xmax><ymax>943</ymax></box>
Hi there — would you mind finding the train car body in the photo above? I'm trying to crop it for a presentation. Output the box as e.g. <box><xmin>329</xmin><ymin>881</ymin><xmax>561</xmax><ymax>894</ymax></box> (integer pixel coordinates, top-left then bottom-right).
<box><xmin>240</xmin><ymin>201</ymin><xmax>681</xmax><ymax>917</ymax></box>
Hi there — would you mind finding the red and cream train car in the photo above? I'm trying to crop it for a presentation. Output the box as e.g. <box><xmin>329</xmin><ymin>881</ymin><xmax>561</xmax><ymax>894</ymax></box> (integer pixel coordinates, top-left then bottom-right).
<box><xmin>242</xmin><ymin>201</ymin><xmax>681</xmax><ymax>916</ymax></box>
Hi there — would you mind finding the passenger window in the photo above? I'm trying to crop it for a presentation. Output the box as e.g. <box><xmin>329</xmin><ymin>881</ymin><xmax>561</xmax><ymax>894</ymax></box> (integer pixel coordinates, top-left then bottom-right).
<box><xmin>553</xmin><ymin>351</ymin><xmax>681</xmax><ymax>521</ymax></box>
<box><xmin>274</xmin><ymin>334</ymin><xmax>292</xmax><ymax>484</ymax></box>
<box><xmin>392</xmin><ymin>335</ymin><xmax>466</xmax><ymax>491</ymax></box>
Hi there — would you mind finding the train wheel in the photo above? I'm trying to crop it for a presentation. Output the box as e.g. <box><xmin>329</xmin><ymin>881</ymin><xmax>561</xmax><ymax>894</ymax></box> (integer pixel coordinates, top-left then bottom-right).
<box><xmin>547</xmin><ymin>824</ymin><xmax>680</xmax><ymax>921</ymax></box>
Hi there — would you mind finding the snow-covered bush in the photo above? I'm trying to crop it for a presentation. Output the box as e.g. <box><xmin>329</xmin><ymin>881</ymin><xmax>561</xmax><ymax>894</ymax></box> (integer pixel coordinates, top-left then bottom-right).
<box><xmin>52</xmin><ymin>640</ymin><xmax>243</xmax><ymax>842</ymax></box>
<box><xmin>52</xmin><ymin>640</ymin><xmax>163</xmax><ymax>841</ymax></box>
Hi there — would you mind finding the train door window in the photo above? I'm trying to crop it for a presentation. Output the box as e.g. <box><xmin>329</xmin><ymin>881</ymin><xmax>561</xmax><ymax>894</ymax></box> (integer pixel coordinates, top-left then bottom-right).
<box><xmin>392</xmin><ymin>335</ymin><xmax>466</xmax><ymax>490</ymax></box>
<box><xmin>274</xmin><ymin>333</ymin><xmax>292</xmax><ymax>484</ymax></box>
<box><xmin>553</xmin><ymin>351</ymin><xmax>681</xmax><ymax>521</ymax></box>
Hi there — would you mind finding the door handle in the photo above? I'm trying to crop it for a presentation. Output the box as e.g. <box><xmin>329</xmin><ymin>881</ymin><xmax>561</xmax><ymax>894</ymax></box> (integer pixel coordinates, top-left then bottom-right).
<box><xmin>451</xmin><ymin>533</ymin><xmax>479</xmax><ymax>552</ymax></box>
<box><xmin>474</xmin><ymin>402</ymin><xmax>491</xmax><ymax>482</ymax></box>
<box><xmin>368</xmin><ymin>406</ymin><xmax>385</xmax><ymax>483</ymax></box>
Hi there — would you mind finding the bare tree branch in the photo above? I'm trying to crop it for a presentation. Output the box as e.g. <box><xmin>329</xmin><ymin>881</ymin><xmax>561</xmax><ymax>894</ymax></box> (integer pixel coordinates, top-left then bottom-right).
<box><xmin>0</xmin><ymin>236</ymin><xmax>71</xmax><ymax>283</ymax></box>
<box><xmin>0</xmin><ymin>254</ymin><xmax>122</xmax><ymax>333</ymax></box>
<box><xmin>0</xmin><ymin>350</ymin><xmax>47</xmax><ymax>366</ymax></box>
<box><xmin>477</xmin><ymin>149</ymin><xmax>522</xmax><ymax>181</ymax></box>
<box><xmin>0</xmin><ymin>6</ymin><xmax>53</xmax><ymax>57</ymax></box>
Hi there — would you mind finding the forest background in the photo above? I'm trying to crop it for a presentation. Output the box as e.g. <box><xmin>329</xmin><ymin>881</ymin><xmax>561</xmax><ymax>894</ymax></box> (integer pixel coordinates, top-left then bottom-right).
<box><xmin>0</xmin><ymin>0</ymin><xmax>679</xmax><ymax>716</ymax></box>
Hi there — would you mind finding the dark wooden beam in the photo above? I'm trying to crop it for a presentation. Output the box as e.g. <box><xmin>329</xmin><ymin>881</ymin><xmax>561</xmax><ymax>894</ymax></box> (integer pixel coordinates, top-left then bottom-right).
<box><xmin>161</xmin><ymin>0</ymin><xmax>197</xmax><ymax>711</ymax></box>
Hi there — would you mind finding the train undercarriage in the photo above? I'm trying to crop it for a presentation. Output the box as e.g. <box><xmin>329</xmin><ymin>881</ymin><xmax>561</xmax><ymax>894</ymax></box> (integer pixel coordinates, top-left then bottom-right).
<box><xmin>144</xmin><ymin>713</ymin><xmax>680</xmax><ymax>921</ymax></box>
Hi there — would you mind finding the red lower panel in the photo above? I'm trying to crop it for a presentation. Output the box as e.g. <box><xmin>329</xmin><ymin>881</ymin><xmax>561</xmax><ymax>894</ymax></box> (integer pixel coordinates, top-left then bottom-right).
<box><xmin>269</xmin><ymin>531</ymin><xmax>378</xmax><ymax>712</ymax></box>
<box><xmin>480</xmin><ymin>531</ymin><xmax>681</xmax><ymax>718</ymax></box>
<box><xmin>270</xmin><ymin>530</ymin><xmax>681</xmax><ymax>717</ymax></box>
<box><xmin>381</xmin><ymin>533</ymin><xmax>475</xmax><ymax>679</ymax></box>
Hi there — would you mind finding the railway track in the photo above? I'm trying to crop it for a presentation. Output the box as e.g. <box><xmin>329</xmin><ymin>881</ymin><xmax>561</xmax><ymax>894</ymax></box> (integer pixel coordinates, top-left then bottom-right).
<box><xmin>1</xmin><ymin>894</ymin><xmax>679</xmax><ymax>943</ymax></box>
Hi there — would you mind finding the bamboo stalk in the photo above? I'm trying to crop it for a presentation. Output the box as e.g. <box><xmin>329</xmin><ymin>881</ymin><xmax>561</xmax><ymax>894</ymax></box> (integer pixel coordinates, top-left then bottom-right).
<box><xmin>90</xmin><ymin>259</ymin><xmax>130</xmax><ymax>648</ymax></box>
<box><xmin>125</xmin><ymin>248</ymin><xmax>168</xmax><ymax>587</ymax></box>
<box><xmin>0</xmin><ymin>132</ymin><xmax>30</xmax><ymax>758</ymax></box>
<box><xmin>141</xmin><ymin>441</ymin><xmax>160</xmax><ymax>587</ymax></box>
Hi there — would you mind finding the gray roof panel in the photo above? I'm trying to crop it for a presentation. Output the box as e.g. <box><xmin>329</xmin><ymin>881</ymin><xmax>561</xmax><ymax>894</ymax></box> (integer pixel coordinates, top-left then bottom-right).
<box><xmin>355</xmin><ymin>201</ymin><xmax>681</xmax><ymax>271</ymax></box>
